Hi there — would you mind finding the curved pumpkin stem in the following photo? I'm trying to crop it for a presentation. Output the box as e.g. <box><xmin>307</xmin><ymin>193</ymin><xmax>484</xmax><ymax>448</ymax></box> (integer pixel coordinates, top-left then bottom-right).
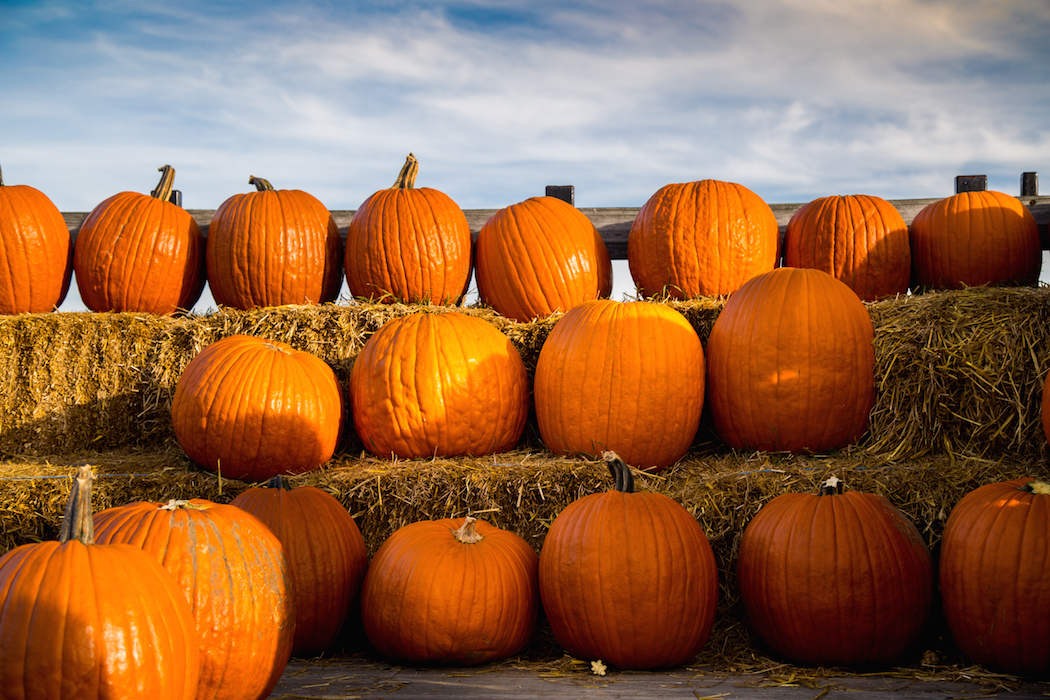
<box><xmin>453</xmin><ymin>516</ymin><xmax>484</xmax><ymax>544</ymax></box>
<box><xmin>391</xmin><ymin>153</ymin><xmax>419</xmax><ymax>190</ymax></box>
<box><xmin>1023</xmin><ymin>480</ymin><xmax>1050</xmax><ymax>495</ymax></box>
<box><xmin>818</xmin><ymin>475</ymin><xmax>844</xmax><ymax>496</ymax></box>
<box><xmin>601</xmin><ymin>451</ymin><xmax>635</xmax><ymax>494</ymax></box>
<box><xmin>59</xmin><ymin>465</ymin><xmax>95</xmax><ymax>545</ymax></box>
<box><xmin>150</xmin><ymin>165</ymin><xmax>176</xmax><ymax>201</ymax></box>
<box><xmin>249</xmin><ymin>176</ymin><xmax>276</xmax><ymax>192</ymax></box>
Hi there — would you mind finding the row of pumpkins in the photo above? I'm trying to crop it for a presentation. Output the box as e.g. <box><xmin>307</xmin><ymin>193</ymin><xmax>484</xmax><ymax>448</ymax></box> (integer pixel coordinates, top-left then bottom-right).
<box><xmin>1</xmin><ymin>458</ymin><xmax>1047</xmax><ymax>699</ymax></box>
<box><xmin>0</xmin><ymin>154</ymin><xmax>1043</xmax><ymax>317</ymax></box>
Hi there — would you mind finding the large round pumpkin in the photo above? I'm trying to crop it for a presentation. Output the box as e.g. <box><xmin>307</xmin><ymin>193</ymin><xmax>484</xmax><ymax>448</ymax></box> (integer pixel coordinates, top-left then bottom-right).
<box><xmin>171</xmin><ymin>334</ymin><xmax>344</xmax><ymax>482</ymax></box>
<box><xmin>93</xmin><ymin>498</ymin><xmax>295</xmax><ymax>700</ymax></box>
<box><xmin>783</xmin><ymin>194</ymin><xmax>910</xmax><ymax>301</ymax></box>
<box><xmin>706</xmin><ymin>266</ymin><xmax>875</xmax><ymax>453</ymax></box>
<box><xmin>0</xmin><ymin>163</ymin><xmax>73</xmax><ymax>314</ymax></box>
<box><xmin>939</xmin><ymin>477</ymin><xmax>1050</xmax><ymax>674</ymax></box>
<box><xmin>230</xmin><ymin>475</ymin><xmax>369</xmax><ymax>656</ymax></box>
<box><xmin>909</xmin><ymin>190</ymin><xmax>1041</xmax><ymax>291</ymax></box>
<box><xmin>361</xmin><ymin>516</ymin><xmax>539</xmax><ymax>665</ymax></box>
<box><xmin>350</xmin><ymin>311</ymin><xmax>529</xmax><ymax>459</ymax></box>
<box><xmin>628</xmin><ymin>179</ymin><xmax>779</xmax><ymax>298</ymax></box>
<box><xmin>344</xmin><ymin>154</ymin><xmax>472</xmax><ymax>304</ymax></box>
<box><xmin>736</xmin><ymin>477</ymin><xmax>934</xmax><ymax>666</ymax></box>
<box><xmin>207</xmin><ymin>176</ymin><xmax>343</xmax><ymax>309</ymax></box>
<box><xmin>533</xmin><ymin>299</ymin><xmax>705</xmax><ymax>471</ymax></box>
<box><xmin>0</xmin><ymin>466</ymin><xmax>200</xmax><ymax>700</ymax></box>
<box><xmin>474</xmin><ymin>195</ymin><xmax>613</xmax><ymax>322</ymax></box>
<box><xmin>73</xmin><ymin>165</ymin><xmax>205</xmax><ymax>315</ymax></box>
<box><xmin>539</xmin><ymin>452</ymin><xmax>719</xmax><ymax>669</ymax></box>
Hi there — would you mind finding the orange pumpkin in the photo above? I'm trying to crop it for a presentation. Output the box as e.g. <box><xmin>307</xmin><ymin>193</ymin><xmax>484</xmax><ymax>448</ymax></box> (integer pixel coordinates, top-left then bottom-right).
<box><xmin>783</xmin><ymin>194</ymin><xmax>910</xmax><ymax>301</ymax></box>
<box><xmin>94</xmin><ymin>498</ymin><xmax>295</xmax><ymax>700</ymax></box>
<box><xmin>0</xmin><ymin>163</ymin><xmax>73</xmax><ymax>313</ymax></box>
<box><xmin>533</xmin><ymin>299</ymin><xmax>705</xmax><ymax>470</ymax></box>
<box><xmin>207</xmin><ymin>176</ymin><xmax>343</xmax><ymax>309</ymax></box>
<box><xmin>909</xmin><ymin>190</ymin><xmax>1041</xmax><ymax>291</ymax></box>
<box><xmin>171</xmin><ymin>334</ymin><xmax>344</xmax><ymax>481</ymax></box>
<box><xmin>539</xmin><ymin>452</ymin><xmax>719</xmax><ymax>669</ymax></box>
<box><xmin>230</xmin><ymin>475</ymin><xmax>369</xmax><ymax>656</ymax></box>
<box><xmin>73</xmin><ymin>165</ymin><xmax>205</xmax><ymax>315</ymax></box>
<box><xmin>474</xmin><ymin>195</ymin><xmax>613</xmax><ymax>322</ymax></box>
<box><xmin>350</xmin><ymin>311</ymin><xmax>529</xmax><ymax>459</ymax></box>
<box><xmin>361</xmin><ymin>516</ymin><xmax>539</xmax><ymax>665</ymax></box>
<box><xmin>628</xmin><ymin>179</ymin><xmax>779</xmax><ymax>298</ymax></box>
<box><xmin>344</xmin><ymin>154</ymin><xmax>472</xmax><ymax>304</ymax></box>
<box><xmin>0</xmin><ymin>466</ymin><xmax>200</xmax><ymax>700</ymax></box>
<box><xmin>706</xmin><ymin>267</ymin><xmax>875</xmax><ymax>453</ymax></box>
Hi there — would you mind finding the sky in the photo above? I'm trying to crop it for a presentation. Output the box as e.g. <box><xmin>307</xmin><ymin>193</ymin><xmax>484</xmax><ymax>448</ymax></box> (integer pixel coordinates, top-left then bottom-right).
<box><xmin>3</xmin><ymin>0</ymin><xmax>1049</xmax><ymax>311</ymax></box>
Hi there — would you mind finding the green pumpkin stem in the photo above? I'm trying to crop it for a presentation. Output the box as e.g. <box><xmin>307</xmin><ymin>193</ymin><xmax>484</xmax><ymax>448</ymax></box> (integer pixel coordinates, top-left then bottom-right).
<box><xmin>266</xmin><ymin>475</ymin><xmax>292</xmax><ymax>490</ymax></box>
<box><xmin>59</xmin><ymin>465</ymin><xmax>95</xmax><ymax>545</ymax></box>
<box><xmin>818</xmin><ymin>475</ymin><xmax>844</xmax><ymax>496</ymax></box>
<box><xmin>453</xmin><ymin>516</ymin><xmax>484</xmax><ymax>544</ymax></box>
<box><xmin>602</xmin><ymin>451</ymin><xmax>635</xmax><ymax>494</ymax></box>
<box><xmin>392</xmin><ymin>153</ymin><xmax>419</xmax><ymax>190</ymax></box>
<box><xmin>1023</xmin><ymin>480</ymin><xmax>1050</xmax><ymax>495</ymax></box>
<box><xmin>249</xmin><ymin>176</ymin><xmax>276</xmax><ymax>192</ymax></box>
<box><xmin>150</xmin><ymin>165</ymin><xmax>176</xmax><ymax>201</ymax></box>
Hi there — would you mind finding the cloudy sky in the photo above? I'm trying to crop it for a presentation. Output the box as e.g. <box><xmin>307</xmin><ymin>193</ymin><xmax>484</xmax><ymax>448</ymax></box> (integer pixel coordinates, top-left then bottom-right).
<box><xmin>3</xmin><ymin>0</ymin><xmax>1049</xmax><ymax>310</ymax></box>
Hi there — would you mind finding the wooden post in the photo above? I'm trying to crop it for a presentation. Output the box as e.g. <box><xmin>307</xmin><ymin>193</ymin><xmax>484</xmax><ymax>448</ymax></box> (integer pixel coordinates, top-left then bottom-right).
<box><xmin>546</xmin><ymin>185</ymin><xmax>574</xmax><ymax>205</ymax></box>
<box><xmin>955</xmin><ymin>175</ymin><xmax>987</xmax><ymax>193</ymax></box>
<box><xmin>1021</xmin><ymin>172</ymin><xmax>1039</xmax><ymax>197</ymax></box>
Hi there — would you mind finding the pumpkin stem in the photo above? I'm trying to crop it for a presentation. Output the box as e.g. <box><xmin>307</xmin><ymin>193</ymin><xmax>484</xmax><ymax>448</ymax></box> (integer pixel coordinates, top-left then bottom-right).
<box><xmin>453</xmin><ymin>516</ymin><xmax>484</xmax><ymax>544</ymax></box>
<box><xmin>266</xmin><ymin>475</ymin><xmax>292</xmax><ymax>490</ymax></box>
<box><xmin>249</xmin><ymin>176</ymin><xmax>276</xmax><ymax>192</ymax></box>
<box><xmin>1023</xmin><ymin>480</ymin><xmax>1050</xmax><ymax>495</ymax></box>
<box><xmin>601</xmin><ymin>451</ymin><xmax>635</xmax><ymax>494</ymax></box>
<box><xmin>59</xmin><ymin>465</ymin><xmax>95</xmax><ymax>545</ymax></box>
<box><xmin>818</xmin><ymin>475</ymin><xmax>844</xmax><ymax>496</ymax></box>
<box><xmin>391</xmin><ymin>153</ymin><xmax>419</xmax><ymax>190</ymax></box>
<box><xmin>150</xmin><ymin>165</ymin><xmax>176</xmax><ymax>201</ymax></box>
<box><xmin>159</xmin><ymin>499</ymin><xmax>206</xmax><ymax>511</ymax></box>
<box><xmin>0</xmin><ymin>162</ymin><xmax>4</xmax><ymax>187</ymax></box>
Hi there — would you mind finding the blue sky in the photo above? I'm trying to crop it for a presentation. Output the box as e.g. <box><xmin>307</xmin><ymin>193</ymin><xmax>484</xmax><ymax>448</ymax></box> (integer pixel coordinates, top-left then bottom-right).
<box><xmin>3</xmin><ymin>0</ymin><xmax>1049</xmax><ymax>310</ymax></box>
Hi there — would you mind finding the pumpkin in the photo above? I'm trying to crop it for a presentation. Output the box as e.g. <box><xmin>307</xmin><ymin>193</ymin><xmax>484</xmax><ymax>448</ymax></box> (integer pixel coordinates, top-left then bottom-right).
<box><xmin>360</xmin><ymin>515</ymin><xmax>539</xmax><ymax>665</ymax></box>
<box><xmin>93</xmin><ymin>498</ymin><xmax>294</xmax><ymax>700</ymax></box>
<box><xmin>72</xmin><ymin>165</ymin><xmax>205</xmax><ymax>315</ymax></box>
<box><xmin>783</xmin><ymin>194</ymin><xmax>911</xmax><ymax>301</ymax></box>
<box><xmin>229</xmin><ymin>475</ymin><xmax>369</xmax><ymax>656</ymax></box>
<box><xmin>939</xmin><ymin>477</ymin><xmax>1050</xmax><ymax>674</ymax></box>
<box><xmin>538</xmin><ymin>452</ymin><xmax>718</xmax><ymax>669</ymax></box>
<box><xmin>533</xmin><ymin>299</ymin><xmax>705</xmax><ymax>471</ymax></box>
<box><xmin>207</xmin><ymin>176</ymin><xmax>343</xmax><ymax>309</ymax></box>
<box><xmin>0</xmin><ymin>162</ymin><xmax>73</xmax><ymax>314</ymax></box>
<box><xmin>344</xmin><ymin>154</ymin><xmax>472</xmax><ymax>304</ymax></box>
<box><xmin>736</xmin><ymin>476</ymin><xmax>934</xmax><ymax>666</ymax></box>
<box><xmin>706</xmin><ymin>267</ymin><xmax>875</xmax><ymax>453</ymax></box>
<box><xmin>0</xmin><ymin>466</ymin><xmax>200</xmax><ymax>700</ymax></box>
<box><xmin>171</xmin><ymin>334</ymin><xmax>344</xmax><ymax>482</ymax></box>
<box><xmin>909</xmin><ymin>190</ymin><xmax>1041</xmax><ymax>291</ymax></box>
<box><xmin>628</xmin><ymin>179</ymin><xmax>779</xmax><ymax>298</ymax></box>
<box><xmin>350</xmin><ymin>311</ymin><xmax>529</xmax><ymax>459</ymax></box>
<box><xmin>474</xmin><ymin>195</ymin><xmax>613</xmax><ymax>322</ymax></box>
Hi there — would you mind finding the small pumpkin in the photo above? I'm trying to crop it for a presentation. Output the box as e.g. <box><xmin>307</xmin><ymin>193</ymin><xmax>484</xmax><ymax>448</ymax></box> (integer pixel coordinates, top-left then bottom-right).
<box><xmin>628</xmin><ymin>179</ymin><xmax>779</xmax><ymax>298</ymax></box>
<box><xmin>538</xmin><ymin>452</ymin><xmax>719</xmax><ymax>669</ymax></box>
<box><xmin>939</xmin><ymin>477</ymin><xmax>1050</xmax><ymax>674</ymax></box>
<box><xmin>0</xmin><ymin>162</ymin><xmax>73</xmax><ymax>313</ymax></box>
<box><xmin>474</xmin><ymin>195</ymin><xmax>613</xmax><ymax>322</ymax></box>
<box><xmin>736</xmin><ymin>476</ymin><xmax>934</xmax><ymax>666</ymax></box>
<box><xmin>360</xmin><ymin>515</ymin><xmax>539</xmax><ymax>665</ymax></box>
<box><xmin>344</xmin><ymin>154</ymin><xmax>472</xmax><ymax>304</ymax></box>
<box><xmin>0</xmin><ymin>466</ymin><xmax>200</xmax><ymax>700</ymax></box>
<box><xmin>350</xmin><ymin>311</ymin><xmax>529</xmax><ymax>459</ymax></box>
<box><xmin>171</xmin><ymin>334</ymin><xmax>344</xmax><ymax>482</ymax></box>
<box><xmin>207</xmin><ymin>176</ymin><xmax>343</xmax><ymax>309</ymax></box>
<box><xmin>230</xmin><ymin>475</ymin><xmax>369</xmax><ymax>656</ymax></box>
<box><xmin>73</xmin><ymin>165</ymin><xmax>205</xmax><ymax>315</ymax></box>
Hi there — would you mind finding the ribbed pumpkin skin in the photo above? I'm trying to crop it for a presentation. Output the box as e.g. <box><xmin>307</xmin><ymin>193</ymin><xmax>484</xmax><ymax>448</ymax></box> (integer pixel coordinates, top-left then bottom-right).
<box><xmin>910</xmin><ymin>190</ymin><xmax>1041</xmax><ymax>291</ymax></box>
<box><xmin>783</xmin><ymin>194</ymin><xmax>910</xmax><ymax>301</ymax></box>
<box><xmin>538</xmin><ymin>486</ymin><xmax>719</xmax><ymax>669</ymax></box>
<box><xmin>737</xmin><ymin>488</ymin><xmax>933</xmax><ymax>666</ymax></box>
<box><xmin>350</xmin><ymin>312</ymin><xmax>529</xmax><ymax>459</ymax></box>
<box><xmin>93</xmin><ymin>499</ymin><xmax>295</xmax><ymax>700</ymax></box>
<box><xmin>360</xmin><ymin>517</ymin><xmax>539</xmax><ymax>665</ymax></box>
<box><xmin>706</xmin><ymin>267</ymin><xmax>875</xmax><ymax>453</ymax></box>
<box><xmin>628</xmin><ymin>179</ymin><xmax>779</xmax><ymax>298</ymax></box>
<box><xmin>171</xmin><ymin>334</ymin><xmax>344</xmax><ymax>481</ymax></box>
<box><xmin>939</xmin><ymin>478</ymin><xmax>1050</xmax><ymax>674</ymax></box>
<box><xmin>73</xmin><ymin>192</ymin><xmax>205</xmax><ymax>315</ymax></box>
<box><xmin>0</xmin><ymin>181</ymin><xmax>73</xmax><ymax>313</ymax></box>
<box><xmin>230</xmin><ymin>481</ymin><xmax>369</xmax><ymax>656</ymax></box>
<box><xmin>533</xmin><ymin>299</ymin><xmax>705</xmax><ymax>470</ymax></box>
<box><xmin>475</xmin><ymin>196</ymin><xmax>613</xmax><ymax>322</ymax></box>
<box><xmin>207</xmin><ymin>186</ymin><xmax>343</xmax><ymax>309</ymax></box>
